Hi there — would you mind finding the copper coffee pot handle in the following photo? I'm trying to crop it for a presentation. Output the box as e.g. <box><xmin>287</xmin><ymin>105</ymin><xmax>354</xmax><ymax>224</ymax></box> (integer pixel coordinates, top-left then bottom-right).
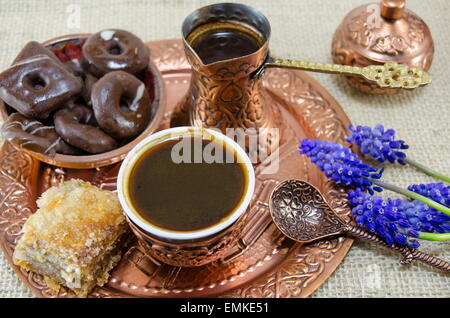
<box><xmin>257</xmin><ymin>56</ymin><xmax>431</xmax><ymax>90</ymax></box>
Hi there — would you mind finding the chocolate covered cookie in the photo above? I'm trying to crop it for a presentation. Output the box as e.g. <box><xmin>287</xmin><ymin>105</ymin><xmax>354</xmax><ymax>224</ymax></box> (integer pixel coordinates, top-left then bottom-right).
<box><xmin>13</xmin><ymin>41</ymin><xmax>63</xmax><ymax>65</ymax></box>
<box><xmin>91</xmin><ymin>71</ymin><xmax>150</xmax><ymax>139</ymax></box>
<box><xmin>54</xmin><ymin>105</ymin><xmax>117</xmax><ymax>154</ymax></box>
<box><xmin>1</xmin><ymin>113</ymin><xmax>79</xmax><ymax>155</ymax></box>
<box><xmin>82</xmin><ymin>29</ymin><xmax>149</xmax><ymax>77</ymax></box>
<box><xmin>0</xmin><ymin>55</ymin><xmax>83</xmax><ymax>119</ymax></box>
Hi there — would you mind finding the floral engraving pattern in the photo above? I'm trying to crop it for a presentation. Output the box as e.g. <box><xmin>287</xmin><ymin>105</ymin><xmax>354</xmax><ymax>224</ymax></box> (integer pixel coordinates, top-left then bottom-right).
<box><xmin>146</xmin><ymin>40</ymin><xmax>190</xmax><ymax>72</ymax></box>
<box><xmin>270</xmin><ymin>180</ymin><xmax>346</xmax><ymax>243</ymax></box>
<box><xmin>347</xmin><ymin>9</ymin><xmax>426</xmax><ymax>56</ymax></box>
<box><xmin>331</xmin><ymin>8</ymin><xmax>434</xmax><ymax>94</ymax></box>
<box><xmin>0</xmin><ymin>143</ymin><xmax>36</xmax><ymax>254</ymax></box>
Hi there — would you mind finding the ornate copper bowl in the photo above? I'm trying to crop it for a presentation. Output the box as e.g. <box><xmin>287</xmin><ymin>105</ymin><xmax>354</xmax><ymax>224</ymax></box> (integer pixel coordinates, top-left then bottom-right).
<box><xmin>0</xmin><ymin>34</ymin><xmax>166</xmax><ymax>169</ymax></box>
<box><xmin>331</xmin><ymin>0</ymin><xmax>434</xmax><ymax>94</ymax></box>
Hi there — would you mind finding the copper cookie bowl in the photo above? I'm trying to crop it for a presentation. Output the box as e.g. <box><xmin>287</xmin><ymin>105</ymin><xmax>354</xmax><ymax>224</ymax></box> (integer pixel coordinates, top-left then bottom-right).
<box><xmin>0</xmin><ymin>34</ymin><xmax>166</xmax><ymax>169</ymax></box>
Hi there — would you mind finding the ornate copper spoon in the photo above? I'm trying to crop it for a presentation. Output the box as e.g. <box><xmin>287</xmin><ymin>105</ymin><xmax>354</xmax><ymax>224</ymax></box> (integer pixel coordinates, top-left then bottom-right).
<box><xmin>256</xmin><ymin>59</ymin><xmax>431</xmax><ymax>90</ymax></box>
<box><xmin>269</xmin><ymin>179</ymin><xmax>450</xmax><ymax>272</ymax></box>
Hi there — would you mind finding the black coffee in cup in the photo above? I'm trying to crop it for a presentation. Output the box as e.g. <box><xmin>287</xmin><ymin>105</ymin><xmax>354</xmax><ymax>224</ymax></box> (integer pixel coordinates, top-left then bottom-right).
<box><xmin>128</xmin><ymin>136</ymin><xmax>248</xmax><ymax>232</ymax></box>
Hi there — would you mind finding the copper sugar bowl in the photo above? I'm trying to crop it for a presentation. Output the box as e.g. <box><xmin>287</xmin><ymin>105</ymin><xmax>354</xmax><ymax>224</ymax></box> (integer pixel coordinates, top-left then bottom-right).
<box><xmin>332</xmin><ymin>0</ymin><xmax>434</xmax><ymax>94</ymax></box>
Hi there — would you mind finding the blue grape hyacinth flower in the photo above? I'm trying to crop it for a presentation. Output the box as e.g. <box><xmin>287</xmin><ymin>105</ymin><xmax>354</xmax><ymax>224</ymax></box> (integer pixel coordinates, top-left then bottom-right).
<box><xmin>347</xmin><ymin>124</ymin><xmax>450</xmax><ymax>183</ymax></box>
<box><xmin>300</xmin><ymin>138</ymin><xmax>450</xmax><ymax>216</ymax></box>
<box><xmin>299</xmin><ymin>139</ymin><xmax>383</xmax><ymax>194</ymax></box>
<box><xmin>408</xmin><ymin>183</ymin><xmax>450</xmax><ymax>207</ymax></box>
<box><xmin>347</xmin><ymin>188</ymin><xmax>450</xmax><ymax>247</ymax></box>
<box><xmin>347</xmin><ymin>124</ymin><xmax>408</xmax><ymax>164</ymax></box>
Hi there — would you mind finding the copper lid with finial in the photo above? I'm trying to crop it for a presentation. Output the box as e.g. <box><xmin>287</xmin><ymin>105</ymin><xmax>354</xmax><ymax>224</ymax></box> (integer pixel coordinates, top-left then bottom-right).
<box><xmin>331</xmin><ymin>0</ymin><xmax>434</xmax><ymax>94</ymax></box>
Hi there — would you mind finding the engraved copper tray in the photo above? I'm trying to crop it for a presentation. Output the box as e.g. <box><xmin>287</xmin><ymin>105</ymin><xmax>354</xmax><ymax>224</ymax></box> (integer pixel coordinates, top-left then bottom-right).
<box><xmin>0</xmin><ymin>39</ymin><xmax>354</xmax><ymax>298</ymax></box>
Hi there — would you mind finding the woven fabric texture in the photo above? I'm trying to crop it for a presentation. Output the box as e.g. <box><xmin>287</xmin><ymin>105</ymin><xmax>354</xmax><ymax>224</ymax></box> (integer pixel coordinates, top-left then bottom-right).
<box><xmin>0</xmin><ymin>0</ymin><xmax>448</xmax><ymax>298</ymax></box>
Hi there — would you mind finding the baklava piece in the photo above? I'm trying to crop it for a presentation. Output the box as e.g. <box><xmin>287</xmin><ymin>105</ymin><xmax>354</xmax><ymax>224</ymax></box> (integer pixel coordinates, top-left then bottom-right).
<box><xmin>13</xmin><ymin>179</ymin><xmax>129</xmax><ymax>297</ymax></box>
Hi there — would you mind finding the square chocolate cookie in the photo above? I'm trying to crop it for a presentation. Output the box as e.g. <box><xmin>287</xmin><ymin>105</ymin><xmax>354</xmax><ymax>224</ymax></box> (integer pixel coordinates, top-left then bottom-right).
<box><xmin>0</xmin><ymin>55</ymin><xmax>82</xmax><ymax>119</ymax></box>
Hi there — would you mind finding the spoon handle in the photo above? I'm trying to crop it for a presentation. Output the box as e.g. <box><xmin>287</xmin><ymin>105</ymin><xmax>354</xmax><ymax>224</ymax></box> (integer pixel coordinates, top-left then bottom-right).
<box><xmin>344</xmin><ymin>225</ymin><xmax>450</xmax><ymax>272</ymax></box>
<box><xmin>264</xmin><ymin>58</ymin><xmax>431</xmax><ymax>90</ymax></box>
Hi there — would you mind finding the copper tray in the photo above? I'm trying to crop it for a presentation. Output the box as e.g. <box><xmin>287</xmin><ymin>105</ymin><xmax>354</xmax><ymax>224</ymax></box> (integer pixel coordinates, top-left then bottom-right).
<box><xmin>0</xmin><ymin>39</ymin><xmax>354</xmax><ymax>298</ymax></box>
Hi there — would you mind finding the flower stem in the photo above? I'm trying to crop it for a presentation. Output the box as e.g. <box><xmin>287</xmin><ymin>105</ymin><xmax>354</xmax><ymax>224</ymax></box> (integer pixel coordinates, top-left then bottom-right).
<box><xmin>404</xmin><ymin>157</ymin><xmax>450</xmax><ymax>183</ymax></box>
<box><xmin>419</xmin><ymin>232</ymin><xmax>450</xmax><ymax>241</ymax></box>
<box><xmin>370</xmin><ymin>179</ymin><xmax>450</xmax><ymax>217</ymax></box>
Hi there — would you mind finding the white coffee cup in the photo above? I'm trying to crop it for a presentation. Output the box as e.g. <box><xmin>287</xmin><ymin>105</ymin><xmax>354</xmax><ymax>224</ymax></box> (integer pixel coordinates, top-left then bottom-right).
<box><xmin>117</xmin><ymin>126</ymin><xmax>255</xmax><ymax>242</ymax></box>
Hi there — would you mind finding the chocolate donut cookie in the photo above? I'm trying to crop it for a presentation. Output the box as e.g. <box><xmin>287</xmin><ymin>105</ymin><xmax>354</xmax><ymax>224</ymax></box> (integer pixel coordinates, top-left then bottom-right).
<box><xmin>54</xmin><ymin>105</ymin><xmax>117</xmax><ymax>154</ymax></box>
<box><xmin>82</xmin><ymin>29</ymin><xmax>149</xmax><ymax>77</ymax></box>
<box><xmin>0</xmin><ymin>55</ymin><xmax>83</xmax><ymax>119</ymax></box>
<box><xmin>81</xmin><ymin>73</ymin><xmax>98</xmax><ymax>105</ymax></box>
<box><xmin>13</xmin><ymin>41</ymin><xmax>63</xmax><ymax>65</ymax></box>
<box><xmin>91</xmin><ymin>71</ymin><xmax>151</xmax><ymax>139</ymax></box>
<box><xmin>1</xmin><ymin>113</ymin><xmax>79</xmax><ymax>155</ymax></box>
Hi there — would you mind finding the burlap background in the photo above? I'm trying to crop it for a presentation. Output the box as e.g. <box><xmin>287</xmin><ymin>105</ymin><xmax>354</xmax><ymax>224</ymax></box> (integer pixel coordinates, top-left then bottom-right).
<box><xmin>0</xmin><ymin>0</ymin><xmax>448</xmax><ymax>297</ymax></box>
